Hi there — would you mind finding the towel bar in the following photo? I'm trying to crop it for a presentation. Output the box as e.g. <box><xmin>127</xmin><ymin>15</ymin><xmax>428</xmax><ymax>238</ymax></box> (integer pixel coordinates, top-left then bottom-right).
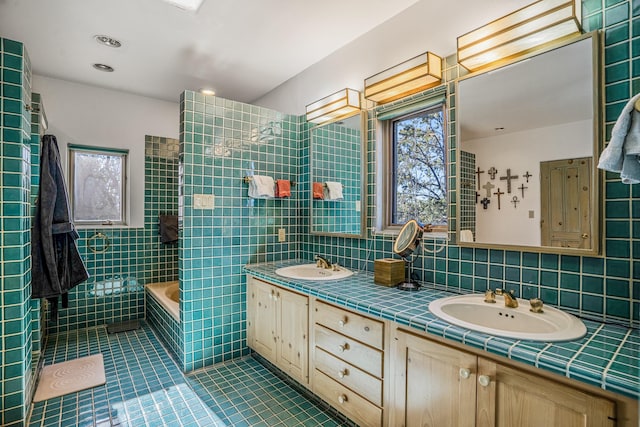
<box><xmin>87</xmin><ymin>232</ymin><xmax>110</xmax><ymax>254</ymax></box>
<box><xmin>243</xmin><ymin>176</ymin><xmax>296</xmax><ymax>186</ymax></box>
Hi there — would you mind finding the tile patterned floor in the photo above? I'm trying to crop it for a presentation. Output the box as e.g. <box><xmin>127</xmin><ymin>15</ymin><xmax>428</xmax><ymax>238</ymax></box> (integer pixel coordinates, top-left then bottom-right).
<box><xmin>27</xmin><ymin>323</ymin><xmax>346</xmax><ymax>427</ymax></box>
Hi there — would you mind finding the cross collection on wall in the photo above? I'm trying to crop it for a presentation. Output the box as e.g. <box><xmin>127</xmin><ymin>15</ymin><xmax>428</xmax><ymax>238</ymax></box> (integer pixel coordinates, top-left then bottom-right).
<box><xmin>475</xmin><ymin>167</ymin><xmax>532</xmax><ymax>210</ymax></box>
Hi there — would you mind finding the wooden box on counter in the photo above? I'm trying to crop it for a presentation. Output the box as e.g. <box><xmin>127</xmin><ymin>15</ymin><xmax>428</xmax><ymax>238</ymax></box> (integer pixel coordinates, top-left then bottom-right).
<box><xmin>374</xmin><ymin>258</ymin><xmax>405</xmax><ymax>286</ymax></box>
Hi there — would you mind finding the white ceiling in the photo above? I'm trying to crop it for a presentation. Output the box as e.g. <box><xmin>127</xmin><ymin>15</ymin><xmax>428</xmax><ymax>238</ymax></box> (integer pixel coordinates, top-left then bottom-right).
<box><xmin>458</xmin><ymin>37</ymin><xmax>594</xmax><ymax>140</ymax></box>
<box><xmin>0</xmin><ymin>0</ymin><xmax>423</xmax><ymax>103</ymax></box>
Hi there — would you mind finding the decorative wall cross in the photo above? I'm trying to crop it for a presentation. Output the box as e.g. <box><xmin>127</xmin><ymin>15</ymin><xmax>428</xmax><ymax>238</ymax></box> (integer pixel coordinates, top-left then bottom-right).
<box><xmin>523</xmin><ymin>171</ymin><xmax>532</xmax><ymax>183</ymax></box>
<box><xmin>518</xmin><ymin>183</ymin><xmax>527</xmax><ymax>198</ymax></box>
<box><xmin>500</xmin><ymin>169</ymin><xmax>519</xmax><ymax>193</ymax></box>
<box><xmin>475</xmin><ymin>167</ymin><xmax>485</xmax><ymax>190</ymax></box>
<box><xmin>488</xmin><ymin>167</ymin><xmax>498</xmax><ymax>180</ymax></box>
<box><xmin>511</xmin><ymin>196</ymin><xmax>520</xmax><ymax>208</ymax></box>
<box><xmin>493</xmin><ymin>188</ymin><xmax>505</xmax><ymax>210</ymax></box>
<box><xmin>480</xmin><ymin>198</ymin><xmax>491</xmax><ymax>209</ymax></box>
<box><xmin>482</xmin><ymin>181</ymin><xmax>495</xmax><ymax>198</ymax></box>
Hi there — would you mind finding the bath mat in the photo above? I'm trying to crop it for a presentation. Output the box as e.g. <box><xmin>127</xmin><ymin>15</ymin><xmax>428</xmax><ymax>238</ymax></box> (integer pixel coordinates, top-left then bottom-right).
<box><xmin>33</xmin><ymin>354</ymin><xmax>106</xmax><ymax>402</ymax></box>
<box><xmin>106</xmin><ymin>319</ymin><xmax>140</xmax><ymax>334</ymax></box>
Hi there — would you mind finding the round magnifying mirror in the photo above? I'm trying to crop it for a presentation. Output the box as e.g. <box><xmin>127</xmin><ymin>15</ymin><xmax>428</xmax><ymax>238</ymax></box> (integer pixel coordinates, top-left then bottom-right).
<box><xmin>393</xmin><ymin>220</ymin><xmax>424</xmax><ymax>291</ymax></box>
<box><xmin>393</xmin><ymin>219</ymin><xmax>424</xmax><ymax>258</ymax></box>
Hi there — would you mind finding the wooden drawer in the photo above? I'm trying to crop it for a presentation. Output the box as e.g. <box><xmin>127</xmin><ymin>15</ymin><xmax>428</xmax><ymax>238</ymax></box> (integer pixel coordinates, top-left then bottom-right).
<box><xmin>314</xmin><ymin>347</ymin><xmax>382</xmax><ymax>406</ymax></box>
<box><xmin>314</xmin><ymin>300</ymin><xmax>383</xmax><ymax>349</ymax></box>
<box><xmin>314</xmin><ymin>324</ymin><xmax>382</xmax><ymax>378</ymax></box>
<box><xmin>313</xmin><ymin>370</ymin><xmax>382</xmax><ymax>427</ymax></box>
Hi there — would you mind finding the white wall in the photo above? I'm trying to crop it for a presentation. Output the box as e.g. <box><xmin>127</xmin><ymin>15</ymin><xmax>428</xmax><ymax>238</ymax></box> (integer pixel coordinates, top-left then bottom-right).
<box><xmin>464</xmin><ymin>120</ymin><xmax>592</xmax><ymax>246</ymax></box>
<box><xmin>32</xmin><ymin>75</ymin><xmax>179</xmax><ymax>227</ymax></box>
<box><xmin>254</xmin><ymin>0</ymin><xmax>531</xmax><ymax>114</ymax></box>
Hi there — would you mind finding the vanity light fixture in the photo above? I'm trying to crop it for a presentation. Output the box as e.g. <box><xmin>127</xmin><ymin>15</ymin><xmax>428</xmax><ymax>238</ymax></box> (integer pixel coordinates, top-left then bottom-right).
<box><xmin>92</xmin><ymin>63</ymin><xmax>114</xmax><ymax>72</ymax></box>
<box><xmin>364</xmin><ymin>51</ymin><xmax>442</xmax><ymax>105</ymax></box>
<box><xmin>305</xmin><ymin>88</ymin><xmax>361</xmax><ymax>125</ymax></box>
<box><xmin>457</xmin><ymin>0</ymin><xmax>582</xmax><ymax>72</ymax></box>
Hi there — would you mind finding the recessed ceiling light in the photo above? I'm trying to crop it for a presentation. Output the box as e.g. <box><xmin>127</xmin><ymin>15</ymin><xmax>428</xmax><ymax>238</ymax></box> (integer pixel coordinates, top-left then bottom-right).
<box><xmin>200</xmin><ymin>88</ymin><xmax>216</xmax><ymax>96</ymax></box>
<box><xmin>163</xmin><ymin>0</ymin><xmax>204</xmax><ymax>11</ymax></box>
<box><xmin>94</xmin><ymin>35</ymin><xmax>122</xmax><ymax>48</ymax></box>
<box><xmin>93</xmin><ymin>63</ymin><xmax>114</xmax><ymax>72</ymax></box>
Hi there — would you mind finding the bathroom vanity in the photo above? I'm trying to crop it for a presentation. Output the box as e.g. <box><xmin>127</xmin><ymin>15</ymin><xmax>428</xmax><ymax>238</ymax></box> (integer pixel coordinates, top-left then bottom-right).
<box><xmin>245</xmin><ymin>261</ymin><xmax>638</xmax><ymax>427</ymax></box>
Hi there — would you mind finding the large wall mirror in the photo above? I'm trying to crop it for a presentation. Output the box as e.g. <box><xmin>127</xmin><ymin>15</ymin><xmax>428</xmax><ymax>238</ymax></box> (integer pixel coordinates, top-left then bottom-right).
<box><xmin>310</xmin><ymin>111</ymin><xmax>366</xmax><ymax>237</ymax></box>
<box><xmin>456</xmin><ymin>32</ymin><xmax>601</xmax><ymax>255</ymax></box>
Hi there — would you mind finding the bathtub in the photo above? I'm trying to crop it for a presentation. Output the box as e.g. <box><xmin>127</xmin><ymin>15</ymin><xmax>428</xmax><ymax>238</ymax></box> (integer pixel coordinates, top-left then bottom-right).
<box><xmin>146</xmin><ymin>281</ymin><xmax>179</xmax><ymax>321</ymax></box>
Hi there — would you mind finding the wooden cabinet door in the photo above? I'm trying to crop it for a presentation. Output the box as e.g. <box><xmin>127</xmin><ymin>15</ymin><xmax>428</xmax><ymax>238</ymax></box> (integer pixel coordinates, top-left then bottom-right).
<box><xmin>247</xmin><ymin>278</ymin><xmax>277</xmax><ymax>362</ymax></box>
<box><xmin>477</xmin><ymin>359</ymin><xmax>616</xmax><ymax>427</ymax></box>
<box><xmin>392</xmin><ymin>330</ymin><xmax>477</xmax><ymax>427</ymax></box>
<box><xmin>277</xmin><ymin>288</ymin><xmax>309</xmax><ymax>384</ymax></box>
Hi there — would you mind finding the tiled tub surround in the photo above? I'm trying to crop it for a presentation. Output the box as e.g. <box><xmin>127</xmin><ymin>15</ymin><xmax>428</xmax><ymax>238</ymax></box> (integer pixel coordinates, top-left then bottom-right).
<box><xmin>146</xmin><ymin>283</ymin><xmax>183</xmax><ymax>365</ymax></box>
<box><xmin>245</xmin><ymin>260</ymin><xmax>639</xmax><ymax>401</ymax></box>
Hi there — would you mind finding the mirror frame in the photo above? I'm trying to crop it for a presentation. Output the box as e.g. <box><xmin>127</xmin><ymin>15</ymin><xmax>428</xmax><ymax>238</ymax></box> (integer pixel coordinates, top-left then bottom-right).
<box><xmin>309</xmin><ymin>110</ymin><xmax>368</xmax><ymax>238</ymax></box>
<box><xmin>454</xmin><ymin>31</ymin><xmax>603</xmax><ymax>256</ymax></box>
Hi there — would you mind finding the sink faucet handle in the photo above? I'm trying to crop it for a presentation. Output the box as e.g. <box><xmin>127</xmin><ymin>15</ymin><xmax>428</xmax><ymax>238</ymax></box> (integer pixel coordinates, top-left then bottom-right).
<box><xmin>495</xmin><ymin>288</ymin><xmax>504</xmax><ymax>296</ymax></box>
<box><xmin>484</xmin><ymin>289</ymin><xmax>496</xmax><ymax>303</ymax></box>
<box><xmin>529</xmin><ymin>298</ymin><xmax>544</xmax><ymax>313</ymax></box>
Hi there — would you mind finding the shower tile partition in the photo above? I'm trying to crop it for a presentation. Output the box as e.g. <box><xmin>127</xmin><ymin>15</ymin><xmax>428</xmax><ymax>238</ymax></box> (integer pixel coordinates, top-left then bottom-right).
<box><xmin>179</xmin><ymin>91</ymin><xmax>300</xmax><ymax>371</ymax></box>
<box><xmin>0</xmin><ymin>37</ymin><xmax>33</xmax><ymax>426</ymax></box>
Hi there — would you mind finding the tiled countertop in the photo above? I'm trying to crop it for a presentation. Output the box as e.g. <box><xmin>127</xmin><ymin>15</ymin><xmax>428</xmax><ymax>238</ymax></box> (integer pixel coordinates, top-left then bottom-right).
<box><xmin>245</xmin><ymin>260</ymin><xmax>639</xmax><ymax>400</ymax></box>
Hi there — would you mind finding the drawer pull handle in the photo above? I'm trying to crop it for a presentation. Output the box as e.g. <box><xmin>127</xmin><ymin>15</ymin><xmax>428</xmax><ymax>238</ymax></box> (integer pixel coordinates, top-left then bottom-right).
<box><xmin>338</xmin><ymin>369</ymin><xmax>348</xmax><ymax>378</ymax></box>
<box><xmin>478</xmin><ymin>375</ymin><xmax>491</xmax><ymax>387</ymax></box>
<box><xmin>459</xmin><ymin>368</ymin><xmax>471</xmax><ymax>379</ymax></box>
<box><xmin>337</xmin><ymin>343</ymin><xmax>349</xmax><ymax>353</ymax></box>
<box><xmin>337</xmin><ymin>394</ymin><xmax>348</xmax><ymax>404</ymax></box>
<box><xmin>338</xmin><ymin>317</ymin><xmax>347</xmax><ymax>327</ymax></box>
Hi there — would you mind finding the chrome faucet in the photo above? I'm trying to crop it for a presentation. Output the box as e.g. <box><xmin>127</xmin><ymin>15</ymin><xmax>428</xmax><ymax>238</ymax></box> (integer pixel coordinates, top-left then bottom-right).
<box><xmin>495</xmin><ymin>289</ymin><xmax>519</xmax><ymax>308</ymax></box>
<box><xmin>315</xmin><ymin>255</ymin><xmax>332</xmax><ymax>269</ymax></box>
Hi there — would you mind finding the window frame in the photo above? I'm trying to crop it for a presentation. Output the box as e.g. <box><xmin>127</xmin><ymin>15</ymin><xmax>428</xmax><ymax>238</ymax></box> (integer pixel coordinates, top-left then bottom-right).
<box><xmin>68</xmin><ymin>145</ymin><xmax>128</xmax><ymax>227</ymax></box>
<box><xmin>381</xmin><ymin>101</ymin><xmax>448</xmax><ymax>232</ymax></box>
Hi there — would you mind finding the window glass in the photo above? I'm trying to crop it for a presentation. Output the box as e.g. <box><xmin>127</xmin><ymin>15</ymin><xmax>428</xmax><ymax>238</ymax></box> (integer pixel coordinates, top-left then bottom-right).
<box><xmin>389</xmin><ymin>105</ymin><xmax>447</xmax><ymax>226</ymax></box>
<box><xmin>70</xmin><ymin>148</ymin><xmax>126</xmax><ymax>224</ymax></box>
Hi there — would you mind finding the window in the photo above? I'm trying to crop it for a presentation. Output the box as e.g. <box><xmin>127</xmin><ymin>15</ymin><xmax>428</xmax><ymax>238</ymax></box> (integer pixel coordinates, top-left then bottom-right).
<box><xmin>386</xmin><ymin>103</ymin><xmax>447</xmax><ymax>227</ymax></box>
<box><xmin>69</xmin><ymin>145</ymin><xmax>127</xmax><ymax>225</ymax></box>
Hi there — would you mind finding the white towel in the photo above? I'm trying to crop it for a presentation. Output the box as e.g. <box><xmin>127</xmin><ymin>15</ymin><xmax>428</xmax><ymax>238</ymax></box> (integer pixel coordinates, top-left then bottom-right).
<box><xmin>598</xmin><ymin>93</ymin><xmax>640</xmax><ymax>184</ymax></box>
<box><xmin>459</xmin><ymin>230</ymin><xmax>474</xmax><ymax>242</ymax></box>
<box><xmin>248</xmin><ymin>175</ymin><xmax>275</xmax><ymax>199</ymax></box>
<box><xmin>324</xmin><ymin>181</ymin><xmax>343</xmax><ymax>200</ymax></box>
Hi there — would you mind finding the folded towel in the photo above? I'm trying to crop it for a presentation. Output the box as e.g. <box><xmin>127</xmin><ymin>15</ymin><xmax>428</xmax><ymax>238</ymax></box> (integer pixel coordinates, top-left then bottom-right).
<box><xmin>598</xmin><ymin>93</ymin><xmax>640</xmax><ymax>184</ymax></box>
<box><xmin>159</xmin><ymin>215</ymin><xmax>178</xmax><ymax>243</ymax></box>
<box><xmin>324</xmin><ymin>181</ymin><xmax>343</xmax><ymax>200</ymax></box>
<box><xmin>459</xmin><ymin>230</ymin><xmax>474</xmax><ymax>242</ymax></box>
<box><xmin>313</xmin><ymin>182</ymin><xmax>324</xmax><ymax>199</ymax></box>
<box><xmin>275</xmin><ymin>179</ymin><xmax>291</xmax><ymax>198</ymax></box>
<box><xmin>248</xmin><ymin>175</ymin><xmax>275</xmax><ymax>198</ymax></box>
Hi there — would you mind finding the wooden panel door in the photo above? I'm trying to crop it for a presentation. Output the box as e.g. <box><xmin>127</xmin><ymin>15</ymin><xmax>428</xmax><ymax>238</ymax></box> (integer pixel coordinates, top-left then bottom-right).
<box><xmin>247</xmin><ymin>278</ymin><xmax>277</xmax><ymax>362</ymax></box>
<box><xmin>541</xmin><ymin>157</ymin><xmax>592</xmax><ymax>249</ymax></box>
<box><xmin>477</xmin><ymin>359</ymin><xmax>616</xmax><ymax>427</ymax></box>
<box><xmin>392</xmin><ymin>330</ymin><xmax>477</xmax><ymax>427</ymax></box>
<box><xmin>277</xmin><ymin>287</ymin><xmax>309</xmax><ymax>384</ymax></box>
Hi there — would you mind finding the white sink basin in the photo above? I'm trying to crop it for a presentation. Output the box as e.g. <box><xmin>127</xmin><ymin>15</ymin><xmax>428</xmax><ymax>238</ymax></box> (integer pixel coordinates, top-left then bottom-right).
<box><xmin>428</xmin><ymin>294</ymin><xmax>586</xmax><ymax>342</ymax></box>
<box><xmin>275</xmin><ymin>264</ymin><xmax>353</xmax><ymax>281</ymax></box>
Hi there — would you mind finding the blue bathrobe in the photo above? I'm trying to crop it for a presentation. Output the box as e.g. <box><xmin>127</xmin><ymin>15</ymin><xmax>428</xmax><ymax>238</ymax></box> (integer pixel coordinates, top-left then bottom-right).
<box><xmin>31</xmin><ymin>135</ymin><xmax>89</xmax><ymax>321</ymax></box>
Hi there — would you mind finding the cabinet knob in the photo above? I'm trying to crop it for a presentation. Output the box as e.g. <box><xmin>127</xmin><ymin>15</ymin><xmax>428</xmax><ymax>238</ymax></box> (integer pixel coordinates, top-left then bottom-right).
<box><xmin>337</xmin><ymin>343</ymin><xmax>349</xmax><ymax>353</ymax></box>
<box><xmin>459</xmin><ymin>368</ymin><xmax>471</xmax><ymax>379</ymax></box>
<box><xmin>338</xmin><ymin>369</ymin><xmax>348</xmax><ymax>378</ymax></box>
<box><xmin>338</xmin><ymin>317</ymin><xmax>347</xmax><ymax>327</ymax></box>
<box><xmin>478</xmin><ymin>375</ymin><xmax>491</xmax><ymax>387</ymax></box>
<box><xmin>337</xmin><ymin>394</ymin><xmax>348</xmax><ymax>404</ymax></box>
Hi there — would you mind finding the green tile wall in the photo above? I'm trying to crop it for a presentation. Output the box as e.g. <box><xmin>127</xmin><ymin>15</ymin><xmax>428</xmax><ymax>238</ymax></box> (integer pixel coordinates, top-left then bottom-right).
<box><xmin>301</xmin><ymin>0</ymin><xmax>639</xmax><ymax>329</ymax></box>
<box><xmin>179</xmin><ymin>91</ymin><xmax>299</xmax><ymax>371</ymax></box>
<box><xmin>46</xmin><ymin>136</ymin><xmax>180</xmax><ymax>334</ymax></box>
<box><xmin>0</xmin><ymin>37</ymin><xmax>33</xmax><ymax>426</ymax></box>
